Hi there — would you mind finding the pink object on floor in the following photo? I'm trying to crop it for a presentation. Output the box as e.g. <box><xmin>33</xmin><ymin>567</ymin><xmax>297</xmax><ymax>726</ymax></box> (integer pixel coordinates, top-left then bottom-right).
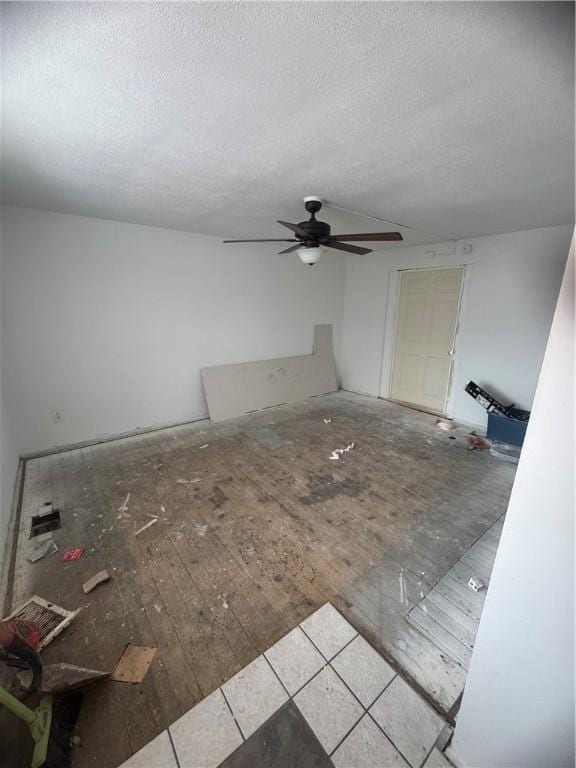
<box><xmin>60</xmin><ymin>546</ymin><xmax>86</xmax><ymax>562</ymax></box>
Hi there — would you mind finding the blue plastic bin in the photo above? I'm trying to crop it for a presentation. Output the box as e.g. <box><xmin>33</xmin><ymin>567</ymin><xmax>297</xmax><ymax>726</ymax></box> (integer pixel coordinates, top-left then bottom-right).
<box><xmin>487</xmin><ymin>408</ymin><xmax>530</xmax><ymax>448</ymax></box>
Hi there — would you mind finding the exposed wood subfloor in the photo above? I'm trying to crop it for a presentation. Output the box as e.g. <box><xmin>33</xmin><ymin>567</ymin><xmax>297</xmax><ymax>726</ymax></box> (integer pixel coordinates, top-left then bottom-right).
<box><xmin>407</xmin><ymin>517</ymin><xmax>503</xmax><ymax>669</ymax></box>
<box><xmin>1</xmin><ymin>392</ymin><xmax>515</xmax><ymax>768</ymax></box>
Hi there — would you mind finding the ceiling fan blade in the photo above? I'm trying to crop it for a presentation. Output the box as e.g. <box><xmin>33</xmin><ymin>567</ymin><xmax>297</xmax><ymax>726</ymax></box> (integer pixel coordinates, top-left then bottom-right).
<box><xmin>278</xmin><ymin>244</ymin><xmax>302</xmax><ymax>254</ymax></box>
<box><xmin>330</xmin><ymin>232</ymin><xmax>403</xmax><ymax>242</ymax></box>
<box><xmin>223</xmin><ymin>238</ymin><xmax>297</xmax><ymax>243</ymax></box>
<box><xmin>277</xmin><ymin>220</ymin><xmax>308</xmax><ymax>238</ymax></box>
<box><xmin>325</xmin><ymin>241</ymin><xmax>372</xmax><ymax>255</ymax></box>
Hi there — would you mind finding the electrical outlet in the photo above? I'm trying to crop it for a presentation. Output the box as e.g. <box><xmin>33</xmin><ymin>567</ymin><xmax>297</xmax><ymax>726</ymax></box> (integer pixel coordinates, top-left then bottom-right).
<box><xmin>52</xmin><ymin>410</ymin><xmax>63</xmax><ymax>423</ymax></box>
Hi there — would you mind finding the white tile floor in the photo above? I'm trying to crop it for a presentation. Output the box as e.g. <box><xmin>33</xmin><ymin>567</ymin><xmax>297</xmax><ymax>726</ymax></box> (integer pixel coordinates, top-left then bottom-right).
<box><xmin>294</xmin><ymin>665</ymin><xmax>364</xmax><ymax>754</ymax></box>
<box><xmin>118</xmin><ymin>603</ymin><xmax>453</xmax><ymax>768</ymax></box>
<box><xmin>221</xmin><ymin>655</ymin><xmax>289</xmax><ymax>739</ymax></box>
<box><xmin>264</xmin><ymin>625</ymin><xmax>325</xmax><ymax>695</ymax></box>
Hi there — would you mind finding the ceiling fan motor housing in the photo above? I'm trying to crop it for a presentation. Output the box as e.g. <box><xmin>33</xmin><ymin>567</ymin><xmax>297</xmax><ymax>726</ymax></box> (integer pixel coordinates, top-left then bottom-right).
<box><xmin>298</xmin><ymin>201</ymin><xmax>330</xmax><ymax>243</ymax></box>
<box><xmin>297</xmin><ymin>218</ymin><xmax>331</xmax><ymax>243</ymax></box>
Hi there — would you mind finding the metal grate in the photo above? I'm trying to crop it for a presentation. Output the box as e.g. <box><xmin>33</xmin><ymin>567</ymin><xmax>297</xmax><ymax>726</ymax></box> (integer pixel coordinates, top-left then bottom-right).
<box><xmin>3</xmin><ymin>596</ymin><xmax>79</xmax><ymax>649</ymax></box>
<box><xmin>30</xmin><ymin>509</ymin><xmax>61</xmax><ymax>538</ymax></box>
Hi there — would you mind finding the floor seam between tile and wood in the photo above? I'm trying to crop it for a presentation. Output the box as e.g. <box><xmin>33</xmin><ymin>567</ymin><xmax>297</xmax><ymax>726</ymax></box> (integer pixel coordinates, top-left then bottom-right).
<box><xmin>121</xmin><ymin>603</ymin><xmax>451</xmax><ymax>768</ymax></box>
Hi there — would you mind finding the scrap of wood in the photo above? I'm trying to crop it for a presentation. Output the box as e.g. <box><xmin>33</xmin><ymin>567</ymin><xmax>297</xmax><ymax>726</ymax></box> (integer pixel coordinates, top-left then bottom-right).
<box><xmin>111</xmin><ymin>644</ymin><xmax>157</xmax><ymax>684</ymax></box>
<box><xmin>82</xmin><ymin>569</ymin><xmax>111</xmax><ymax>594</ymax></box>
<box><xmin>134</xmin><ymin>518</ymin><xmax>158</xmax><ymax>536</ymax></box>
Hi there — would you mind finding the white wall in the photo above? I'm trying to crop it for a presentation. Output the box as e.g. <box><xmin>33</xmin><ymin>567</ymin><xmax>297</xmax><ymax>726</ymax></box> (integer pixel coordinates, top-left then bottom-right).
<box><xmin>451</xmin><ymin>239</ymin><xmax>574</xmax><ymax>767</ymax></box>
<box><xmin>341</xmin><ymin>225</ymin><xmax>572</xmax><ymax>429</ymax></box>
<box><xmin>1</xmin><ymin>206</ymin><xmax>345</xmax><ymax>454</ymax></box>
<box><xmin>0</xmin><ymin>217</ymin><xmax>19</xmax><ymax>575</ymax></box>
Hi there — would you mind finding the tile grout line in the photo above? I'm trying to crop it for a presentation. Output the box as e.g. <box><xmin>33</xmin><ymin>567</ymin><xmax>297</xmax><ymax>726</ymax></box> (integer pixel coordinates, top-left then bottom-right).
<box><xmin>298</xmin><ymin>620</ymin><xmax>358</xmax><ymax>665</ymax></box>
<box><xmin>327</xmin><ymin>710</ymin><xmax>365</xmax><ymax>758</ymax></box>
<box><xmin>366</xmin><ymin>711</ymin><xmax>416</xmax><ymax>768</ymax></box>
<box><xmin>166</xmin><ymin>728</ymin><xmax>182</xmax><ymax>768</ymax></box>
<box><xmin>220</xmin><ymin>686</ymin><xmax>246</xmax><ymax>742</ymax></box>
<box><xmin>297</xmin><ymin>624</ymin><xmax>381</xmax><ymax>715</ymax></box>
<box><xmin>327</xmin><ymin>669</ymin><xmax>399</xmax><ymax>759</ymax></box>
<box><xmin>262</xmin><ymin>651</ymin><xmax>292</xmax><ymax>699</ymax></box>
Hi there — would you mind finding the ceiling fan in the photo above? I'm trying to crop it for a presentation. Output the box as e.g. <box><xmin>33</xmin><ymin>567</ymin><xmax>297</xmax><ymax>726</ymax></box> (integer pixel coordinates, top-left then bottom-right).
<box><xmin>223</xmin><ymin>196</ymin><xmax>403</xmax><ymax>265</ymax></box>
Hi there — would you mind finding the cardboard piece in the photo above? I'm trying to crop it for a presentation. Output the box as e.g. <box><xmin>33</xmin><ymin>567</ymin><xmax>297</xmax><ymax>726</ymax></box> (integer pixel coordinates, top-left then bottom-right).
<box><xmin>201</xmin><ymin>324</ymin><xmax>338</xmax><ymax>422</ymax></box>
<box><xmin>111</xmin><ymin>644</ymin><xmax>157</xmax><ymax>684</ymax></box>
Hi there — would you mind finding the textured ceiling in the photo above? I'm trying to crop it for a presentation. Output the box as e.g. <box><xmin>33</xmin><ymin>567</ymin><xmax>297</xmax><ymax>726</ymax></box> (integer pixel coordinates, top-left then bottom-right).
<box><xmin>1</xmin><ymin>1</ymin><xmax>574</xmax><ymax>247</ymax></box>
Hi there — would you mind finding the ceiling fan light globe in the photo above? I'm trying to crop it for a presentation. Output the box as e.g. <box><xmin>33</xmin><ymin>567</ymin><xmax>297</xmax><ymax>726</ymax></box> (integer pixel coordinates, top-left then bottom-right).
<box><xmin>297</xmin><ymin>246</ymin><xmax>322</xmax><ymax>266</ymax></box>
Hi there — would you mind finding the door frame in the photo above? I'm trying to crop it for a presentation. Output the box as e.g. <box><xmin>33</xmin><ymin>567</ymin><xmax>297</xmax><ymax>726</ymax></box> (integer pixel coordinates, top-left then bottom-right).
<box><xmin>378</xmin><ymin>265</ymin><xmax>467</xmax><ymax>417</ymax></box>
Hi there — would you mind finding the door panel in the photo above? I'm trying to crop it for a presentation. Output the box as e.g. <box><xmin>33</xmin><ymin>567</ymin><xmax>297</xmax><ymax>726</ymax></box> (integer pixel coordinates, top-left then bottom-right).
<box><xmin>390</xmin><ymin>267</ymin><xmax>463</xmax><ymax>413</ymax></box>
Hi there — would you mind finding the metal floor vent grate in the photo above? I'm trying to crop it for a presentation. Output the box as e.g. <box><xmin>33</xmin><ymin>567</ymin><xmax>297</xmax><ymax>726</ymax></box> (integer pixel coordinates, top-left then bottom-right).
<box><xmin>3</xmin><ymin>596</ymin><xmax>79</xmax><ymax>649</ymax></box>
<box><xmin>30</xmin><ymin>508</ymin><xmax>61</xmax><ymax>538</ymax></box>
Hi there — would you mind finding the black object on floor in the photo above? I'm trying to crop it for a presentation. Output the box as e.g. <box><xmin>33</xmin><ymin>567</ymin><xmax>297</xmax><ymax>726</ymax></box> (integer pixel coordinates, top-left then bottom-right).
<box><xmin>220</xmin><ymin>701</ymin><xmax>334</xmax><ymax>768</ymax></box>
<box><xmin>465</xmin><ymin>381</ymin><xmax>529</xmax><ymax>421</ymax></box>
<box><xmin>30</xmin><ymin>510</ymin><xmax>61</xmax><ymax>538</ymax></box>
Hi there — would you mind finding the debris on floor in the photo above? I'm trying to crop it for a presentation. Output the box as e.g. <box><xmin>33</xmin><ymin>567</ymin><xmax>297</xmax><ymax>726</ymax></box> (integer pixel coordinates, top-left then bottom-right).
<box><xmin>17</xmin><ymin>662</ymin><xmax>109</xmax><ymax>693</ymax></box>
<box><xmin>329</xmin><ymin>443</ymin><xmax>355</xmax><ymax>460</ymax></box>
<box><xmin>2</xmin><ymin>596</ymin><xmax>79</xmax><ymax>650</ymax></box>
<box><xmin>467</xmin><ymin>435</ymin><xmax>491</xmax><ymax>451</ymax></box>
<box><xmin>117</xmin><ymin>493</ymin><xmax>131</xmax><ymax>513</ymax></box>
<box><xmin>490</xmin><ymin>441</ymin><xmax>522</xmax><ymax>464</ymax></box>
<box><xmin>111</xmin><ymin>644</ymin><xmax>157</xmax><ymax>684</ymax></box>
<box><xmin>60</xmin><ymin>546</ymin><xmax>86</xmax><ymax>562</ymax></box>
<box><xmin>468</xmin><ymin>576</ymin><xmax>486</xmax><ymax>592</ymax></box>
<box><xmin>82</xmin><ymin>569</ymin><xmax>111</xmax><ymax>594</ymax></box>
<box><xmin>134</xmin><ymin>518</ymin><xmax>158</xmax><ymax>536</ymax></box>
<box><xmin>30</xmin><ymin>506</ymin><xmax>61</xmax><ymax>538</ymax></box>
<box><xmin>436</xmin><ymin>419</ymin><xmax>454</xmax><ymax>431</ymax></box>
<box><xmin>27</xmin><ymin>534</ymin><xmax>58</xmax><ymax>562</ymax></box>
<box><xmin>465</xmin><ymin>380</ymin><xmax>529</xmax><ymax>422</ymax></box>
<box><xmin>323</xmin><ymin>418</ymin><xmax>332</xmax><ymax>424</ymax></box>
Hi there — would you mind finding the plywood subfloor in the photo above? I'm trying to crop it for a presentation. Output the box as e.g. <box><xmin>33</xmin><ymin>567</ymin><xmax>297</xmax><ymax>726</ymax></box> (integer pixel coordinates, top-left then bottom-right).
<box><xmin>1</xmin><ymin>392</ymin><xmax>515</xmax><ymax>768</ymax></box>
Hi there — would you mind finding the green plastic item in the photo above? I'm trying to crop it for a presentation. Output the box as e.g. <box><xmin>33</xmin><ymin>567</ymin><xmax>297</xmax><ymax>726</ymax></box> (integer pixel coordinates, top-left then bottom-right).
<box><xmin>0</xmin><ymin>684</ymin><xmax>53</xmax><ymax>768</ymax></box>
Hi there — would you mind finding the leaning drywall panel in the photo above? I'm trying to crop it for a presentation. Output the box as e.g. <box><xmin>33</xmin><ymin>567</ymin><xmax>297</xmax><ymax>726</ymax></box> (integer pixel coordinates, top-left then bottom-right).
<box><xmin>201</xmin><ymin>325</ymin><xmax>338</xmax><ymax>422</ymax></box>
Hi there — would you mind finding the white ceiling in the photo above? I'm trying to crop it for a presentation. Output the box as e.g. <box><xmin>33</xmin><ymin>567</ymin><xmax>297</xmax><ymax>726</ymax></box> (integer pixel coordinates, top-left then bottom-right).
<box><xmin>1</xmin><ymin>1</ymin><xmax>574</xmax><ymax>247</ymax></box>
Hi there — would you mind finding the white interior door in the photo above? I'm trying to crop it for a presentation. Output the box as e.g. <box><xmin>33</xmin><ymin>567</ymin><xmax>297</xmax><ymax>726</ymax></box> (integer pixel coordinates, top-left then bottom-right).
<box><xmin>390</xmin><ymin>267</ymin><xmax>463</xmax><ymax>413</ymax></box>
